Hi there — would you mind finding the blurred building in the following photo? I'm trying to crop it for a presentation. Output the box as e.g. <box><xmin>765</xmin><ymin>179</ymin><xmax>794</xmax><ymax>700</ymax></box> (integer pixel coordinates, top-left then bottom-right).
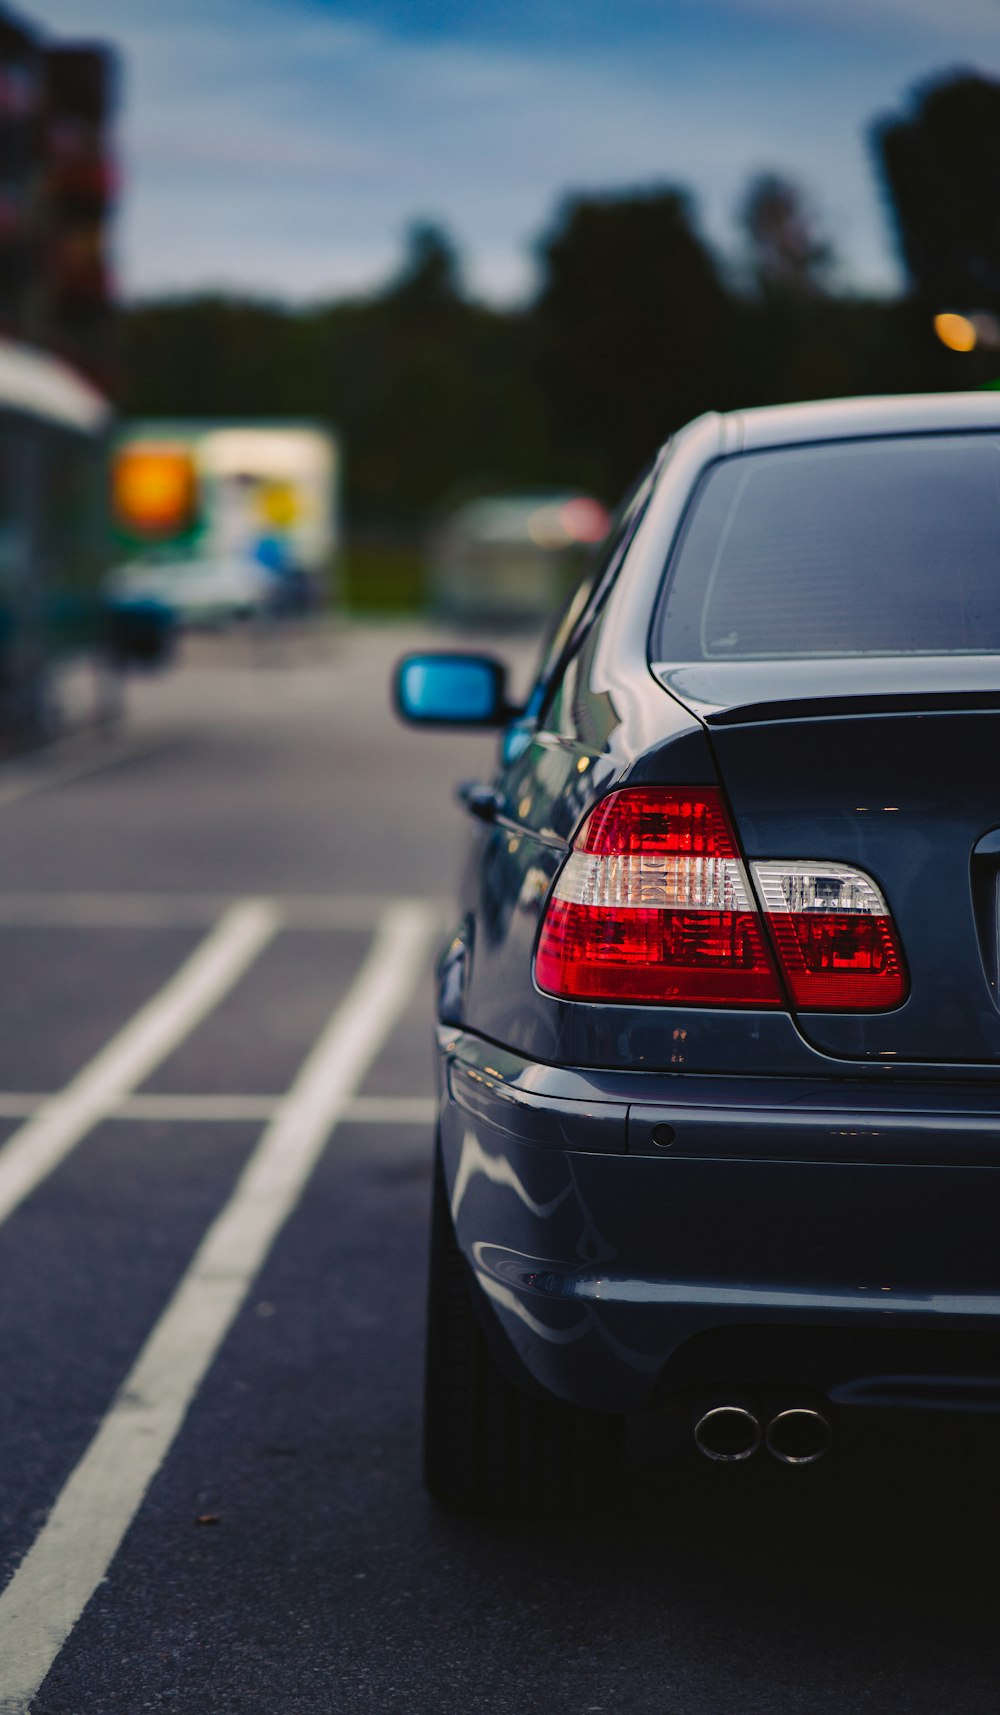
<box><xmin>0</xmin><ymin>5</ymin><xmax>126</xmax><ymax>749</ymax></box>
<box><xmin>0</xmin><ymin>3</ymin><xmax>117</xmax><ymax>389</ymax></box>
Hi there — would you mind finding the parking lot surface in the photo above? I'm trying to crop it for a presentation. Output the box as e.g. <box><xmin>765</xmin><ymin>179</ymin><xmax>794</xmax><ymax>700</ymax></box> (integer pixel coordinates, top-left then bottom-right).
<box><xmin>0</xmin><ymin>623</ymin><xmax>998</xmax><ymax>1714</ymax></box>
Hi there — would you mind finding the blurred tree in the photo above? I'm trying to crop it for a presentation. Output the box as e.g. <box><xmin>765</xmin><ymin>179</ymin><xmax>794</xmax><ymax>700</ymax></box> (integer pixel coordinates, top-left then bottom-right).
<box><xmin>315</xmin><ymin>222</ymin><xmax>549</xmax><ymax>524</ymax></box>
<box><xmin>740</xmin><ymin>172</ymin><xmax>834</xmax><ymax>297</ymax></box>
<box><xmin>530</xmin><ymin>187</ymin><xmax>742</xmax><ymax>495</ymax></box>
<box><xmin>122</xmin><ymin>226</ymin><xmax>550</xmax><ymax>528</ymax></box>
<box><xmin>875</xmin><ymin>71</ymin><xmax>1000</xmax><ymax>315</ymax></box>
<box><xmin>734</xmin><ymin>171</ymin><xmax>847</xmax><ymax>405</ymax></box>
<box><xmin>119</xmin><ymin>158</ymin><xmax>955</xmax><ymax>547</ymax></box>
<box><xmin>121</xmin><ymin>296</ymin><xmax>298</xmax><ymax>417</ymax></box>
<box><xmin>387</xmin><ymin>221</ymin><xmax>463</xmax><ymax>307</ymax></box>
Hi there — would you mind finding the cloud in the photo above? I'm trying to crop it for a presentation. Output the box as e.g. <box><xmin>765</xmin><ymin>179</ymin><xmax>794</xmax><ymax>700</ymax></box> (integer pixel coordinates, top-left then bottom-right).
<box><xmin>30</xmin><ymin>0</ymin><xmax>1000</xmax><ymax>303</ymax></box>
<box><xmin>723</xmin><ymin>0</ymin><xmax>1000</xmax><ymax>43</ymax></box>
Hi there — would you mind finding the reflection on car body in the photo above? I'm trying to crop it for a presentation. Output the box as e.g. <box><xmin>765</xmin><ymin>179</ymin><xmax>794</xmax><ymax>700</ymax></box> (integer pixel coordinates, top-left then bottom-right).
<box><xmin>395</xmin><ymin>393</ymin><xmax>1000</xmax><ymax>1509</ymax></box>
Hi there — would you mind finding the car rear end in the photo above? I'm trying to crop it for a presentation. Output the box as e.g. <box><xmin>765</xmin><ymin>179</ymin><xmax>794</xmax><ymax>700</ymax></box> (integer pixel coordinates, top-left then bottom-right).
<box><xmin>394</xmin><ymin>397</ymin><xmax>1000</xmax><ymax>1502</ymax></box>
<box><xmin>417</xmin><ymin>396</ymin><xmax>1000</xmax><ymax>1494</ymax></box>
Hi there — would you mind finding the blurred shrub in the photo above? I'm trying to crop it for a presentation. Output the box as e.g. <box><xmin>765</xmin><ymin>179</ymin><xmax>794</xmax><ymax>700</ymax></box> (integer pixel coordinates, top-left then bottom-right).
<box><xmin>336</xmin><ymin>535</ymin><xmax>426</xmax><ymax>615</ymax></box>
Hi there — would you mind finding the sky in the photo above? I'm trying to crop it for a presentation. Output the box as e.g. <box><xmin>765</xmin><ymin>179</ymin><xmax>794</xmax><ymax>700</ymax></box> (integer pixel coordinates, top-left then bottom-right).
<box><xmin>28</xmin><ymin>0</ymin><xmax>1000</xmax><ymax>306</ymax></box>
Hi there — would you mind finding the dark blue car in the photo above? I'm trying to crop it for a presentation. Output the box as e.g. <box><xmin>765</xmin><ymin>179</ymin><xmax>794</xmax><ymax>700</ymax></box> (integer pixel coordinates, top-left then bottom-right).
<box><xmin>396</xmin><ymin>394</ymin><xmax>1000</xmax><ymax>1510</ymax></box>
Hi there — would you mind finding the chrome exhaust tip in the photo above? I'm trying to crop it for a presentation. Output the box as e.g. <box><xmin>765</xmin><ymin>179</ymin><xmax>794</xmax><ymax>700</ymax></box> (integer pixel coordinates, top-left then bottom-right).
<box><xmin>693</xmin><ymin>1404</ymin><xmax>761</xmax><ymax>1463</ymax></box>
<box><xmin>764</xmin><ymin>1407</ymin><xmax>833</xmax><ymax>1466</ymax></box>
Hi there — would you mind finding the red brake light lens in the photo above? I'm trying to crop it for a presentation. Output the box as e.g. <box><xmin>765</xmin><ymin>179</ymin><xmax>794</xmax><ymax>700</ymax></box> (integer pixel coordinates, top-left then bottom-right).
<box><xmin>751</xmin><ymin>862</ymin><xmax>907</xmax><ymax>1011</ymax></box>
<box><xmin>535</xmin><ymin>793</ymin><xmax>908</xmax><ymax>1013</ymax></box>
<box><xmin>534</xmin><ymin>788</ymin><xmax>783</xmax><ymax>1006</ymax></box>
<box><xmin>576</xmin><ymin>789</ymin><xmax>734</xmax><ymax>856</ymax></box>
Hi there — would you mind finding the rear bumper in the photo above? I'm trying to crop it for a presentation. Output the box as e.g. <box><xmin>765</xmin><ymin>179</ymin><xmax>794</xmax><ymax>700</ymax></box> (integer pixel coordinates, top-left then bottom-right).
<box><xmin>437</xmin><ymin>1028</ymin><xmax>1000</xmax><ymax>1414</ymax></box>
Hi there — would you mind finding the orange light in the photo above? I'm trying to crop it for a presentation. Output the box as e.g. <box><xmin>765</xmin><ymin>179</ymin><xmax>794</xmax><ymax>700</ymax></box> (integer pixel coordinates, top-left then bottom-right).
<box><xmin>113</xmin><ymin>444</ymin><xmax>196</xmax><ymax>534</ymax></box>
<box><xmin>933</xmin><ymin>312</ymin><xmax>977</xmax><ymax>353</ymax></box>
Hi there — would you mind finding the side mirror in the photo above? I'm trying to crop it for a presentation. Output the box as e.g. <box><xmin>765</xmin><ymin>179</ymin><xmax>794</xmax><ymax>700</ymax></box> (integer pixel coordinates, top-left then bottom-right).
<box><xmin>394</xmin><ymin>652</ymin><xmax>513</xmax><ymax>728</ymax></box>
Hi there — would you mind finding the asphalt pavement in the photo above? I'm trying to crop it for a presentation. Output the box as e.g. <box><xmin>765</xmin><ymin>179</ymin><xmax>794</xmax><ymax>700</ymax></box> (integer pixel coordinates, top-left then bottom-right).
<box><xmin>0</xmin><ymin>620</ymin><xmax>998</xmax><ymax>1714</ymax></box>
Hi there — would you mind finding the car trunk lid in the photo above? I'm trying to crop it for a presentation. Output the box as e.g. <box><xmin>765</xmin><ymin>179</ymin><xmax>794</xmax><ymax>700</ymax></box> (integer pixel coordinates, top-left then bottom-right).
<box><xmin>653</xmin><ymin>657</ymin><xmax>1000</xmax><ymax>1065</ymax></box>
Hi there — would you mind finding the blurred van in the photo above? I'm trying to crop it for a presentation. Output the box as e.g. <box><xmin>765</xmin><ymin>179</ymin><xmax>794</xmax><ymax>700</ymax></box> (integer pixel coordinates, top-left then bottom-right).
<box><xmin>108</xmin><ymin>420</ymin><xmax>340</xmax><ymax>625</ymax></box>
<box><xmin>428</xmin><ymin>490</ymin><xmax>609</xmax><ymax>625</ymax></box>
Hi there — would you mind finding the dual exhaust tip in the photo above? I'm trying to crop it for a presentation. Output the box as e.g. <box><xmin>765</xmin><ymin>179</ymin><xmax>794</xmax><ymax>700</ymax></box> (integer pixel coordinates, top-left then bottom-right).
<box><xmin>693</xmin><ymin>1402</ymin><xmax>833</xmax><ymax>1465</ymax></box>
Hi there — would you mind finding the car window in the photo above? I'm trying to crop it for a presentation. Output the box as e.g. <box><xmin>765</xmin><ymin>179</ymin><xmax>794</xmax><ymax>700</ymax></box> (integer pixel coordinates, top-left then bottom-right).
<box><xmin>520</xmin><ymin>463</ymin><xmax>657</xmax><ymax>730</ymax></box>
<box><xmin>652</xmin><ymin>434</ymin><xmax>1000</xmax><ymax>660</ymax></box>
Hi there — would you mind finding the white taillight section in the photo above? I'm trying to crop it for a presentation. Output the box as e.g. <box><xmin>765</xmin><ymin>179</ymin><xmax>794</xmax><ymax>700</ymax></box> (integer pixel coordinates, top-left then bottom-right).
<box><xmin>750</xmin><ymin>860</ymin><xmax>906</xmax><ymax>1010</ymax></box>
<box><xmin>751</xmin><ymin>862</ymin><xmax>889</xmax><ymax>917</ymax></box>
<box><xmin>534</xmin><ymin>787</ymin><xmax>783</xmax><ymax>1006</ymax></box>
<box><xmin>554</xmin><ymin>852</ymin><xmax>753</xmax><ymax>912</ymax></box>
<box><xmin>534</xmin><ymin>787</ymin><xmax>908</xmax><ymax>1013</ymax></box>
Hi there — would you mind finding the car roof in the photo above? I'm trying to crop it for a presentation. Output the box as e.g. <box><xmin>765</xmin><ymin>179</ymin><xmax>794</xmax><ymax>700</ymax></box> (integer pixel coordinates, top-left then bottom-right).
<box><xmin>728</xmin><ymin>392</ymin><xmax>1000</xmax><ymax>451</ymax></box>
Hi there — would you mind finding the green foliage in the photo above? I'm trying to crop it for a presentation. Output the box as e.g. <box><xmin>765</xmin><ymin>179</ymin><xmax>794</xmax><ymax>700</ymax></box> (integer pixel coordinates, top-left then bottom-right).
<box><xmin>121</xmin><ymin>297</ymin><xmax>298</xmax><ymax>418</ymax></box>
<box><xmin>311</xmin><ymin>227</ymin><xmax>550</xmax><ymax>525</ymax></box>
<box><xmin>875</xmin><ymin>72</ymin><xmax>1000</xmax><ymax>316</ymax></box>
<box><xmin>336</xmin><ymin>536</ymin><xmax>427</xmax><ymax>614</ymax></box>
<box><xmin>531</xmin><ymin>187</ymin><xmax>739</xmax><ymax>494</ymax></box>
<box><xmin>739</xmin><ymin>173</ymin><xmax>835</xmax><ymax>298</ymax></box>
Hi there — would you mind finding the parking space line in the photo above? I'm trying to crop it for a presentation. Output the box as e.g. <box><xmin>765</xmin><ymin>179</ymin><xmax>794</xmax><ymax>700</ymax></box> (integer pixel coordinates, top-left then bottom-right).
<box><xmin>0</xmin><ymin>899</ymin><xmax>280</xmax><ymax>1231</ymax></box>
<box><xmin>0</xmin><ymin>891</ymin><xmax>452</xmax><ymax>931</ymax></box>
<box><xmin>0</xmin><ymin>900</ymin><xmax>435</xmax><ymax>1713</ymax></box>
<box><xmin>115</xmin><ymin>1093</ymin><xmax>279</xmax><ymax>1122</ymax></box>
<box><xmin>0</xmin><ymin>1095</ymin><xmax>39</xmax><ymax>1119</ymax></box>
<box><xmin>110</xmin><ymin>1092</ymin><xmax>437</xmax><ymax>1125</ymax></box>
<box><xmin>0</xmin><ymin>735</ymin><xmax>164</xmax><ymax>810</ymax></box>
<box><xmin>0</xmin><ymin>1092</ymin><xmax>436</xmax><ymax>1124</ymax></box>
<box><xmin>332</xmin><ymin>1092</ymin><xmax>436</xmax><ymax>1124</ymax></box>
<box><xmin>0</xmin><ymin>894</ymin><xmax>235</xmax><ymax>929</ymax></box>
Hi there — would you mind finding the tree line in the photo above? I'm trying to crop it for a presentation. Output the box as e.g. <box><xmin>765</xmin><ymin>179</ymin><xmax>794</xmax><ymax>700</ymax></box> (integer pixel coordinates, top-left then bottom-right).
<box><xmin>119</xmin><ymin>70</ymin><xmax>1000</xmax><ymax>529</ymax></box>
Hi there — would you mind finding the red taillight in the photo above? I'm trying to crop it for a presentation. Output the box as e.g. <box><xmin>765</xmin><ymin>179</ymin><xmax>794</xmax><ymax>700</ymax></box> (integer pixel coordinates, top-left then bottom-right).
<box><xmin>751</xmin><ymin>862</ymin><xmax>907</xmax><ymax>1011</ymax></box>
<box><xmin>576</xmin><ymin>789</ymin><xmax>734</xmax><ymax>857</ymax></box>
<box><xmin>534</xmin><ymin>788</ymin><xmax>783</xmax><ymax>1006</ymax></box>
<box><xmin>534</xmin><ymin>790</ymin><xmax>909</xmax><ymax>1013</ymax></box>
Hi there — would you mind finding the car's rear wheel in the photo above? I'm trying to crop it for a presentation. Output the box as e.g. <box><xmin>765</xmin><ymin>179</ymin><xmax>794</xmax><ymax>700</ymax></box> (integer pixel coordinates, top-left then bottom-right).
<box><xmin>423</xmin><ymin>1148</ymin><xmax>624</xmax><ymax>1515</ymax></box>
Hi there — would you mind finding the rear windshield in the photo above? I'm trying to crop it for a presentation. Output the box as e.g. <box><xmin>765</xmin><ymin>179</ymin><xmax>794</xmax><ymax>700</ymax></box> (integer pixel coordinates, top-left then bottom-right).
<box><xmin>652</xmin><ymin>434</ymin><xmax>1000</xmax><ymax>660</ymax></box>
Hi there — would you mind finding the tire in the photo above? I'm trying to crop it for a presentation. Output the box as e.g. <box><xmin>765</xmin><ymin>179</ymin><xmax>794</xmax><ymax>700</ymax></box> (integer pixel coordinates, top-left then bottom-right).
<box><xmin>422</xmin><ymin>1148</ymin><xmax>624</xmax><ymax>1516</ymax></box>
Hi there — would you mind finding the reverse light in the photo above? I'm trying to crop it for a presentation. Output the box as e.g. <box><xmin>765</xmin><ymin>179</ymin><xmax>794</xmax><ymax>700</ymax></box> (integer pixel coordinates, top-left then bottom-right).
<box><xmin>534</xmin><ymin>788</ymin><xmax>783</xmax><ymax>1005</ymax></box>
<box><xmin>751</xmin><ymin>862</ymin><xmax>907</xmax><ymax>1011</ymax></box>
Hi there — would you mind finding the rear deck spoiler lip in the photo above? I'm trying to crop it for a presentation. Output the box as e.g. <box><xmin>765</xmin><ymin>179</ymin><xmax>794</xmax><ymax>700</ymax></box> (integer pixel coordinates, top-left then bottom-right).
<box><xmin>651</xmin><ymin>659</ymin><xmax>1000</xmax><ymax>725</ymax></box>
<box><xmin>698</xmin><ymin>690</ymin><xmax>1000</xmax><ymax>726</ymax></box>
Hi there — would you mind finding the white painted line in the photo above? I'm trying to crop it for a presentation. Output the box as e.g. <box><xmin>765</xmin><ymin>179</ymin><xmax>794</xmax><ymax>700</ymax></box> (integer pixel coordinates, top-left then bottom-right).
<box><xmin>0</xmin><ymin>1095</ymin><xmax>37</xmax><ymax>1119</ymax></box>
<box><xmin>118</xmin><ymin>1093</ymin><xmax>280</xmax><ymax>1122</ymax></box>
<box><xmin>114</xmin><ymin>1092</ymin><xmax>437</xmax><ymax>1125</ymax></box>
<box><xmin>0</xmin><ymin>1091</ymin><xmax>438</xmax><ymax>1125</ymax></box>
<box><xmin>0</xmin><ymin>900</ymin><xmax>435</xmax><ymax>1713</ymax></box>
<box><xmin>281</xmin><ymin>896</ymin><xmax>450</xmax><ymax>932</ymax></box>
<box><xmin>339</xmin><ymin>1093</ymin><xmax>437</xmax><ymax>1125</ymax></box>
<box><xmin>0</xmin><ymin>900</ymin><xmax>280</xmax><ymax>1231</ymax></box>
<box><xmin>0</xmin><ymin>1092</ymin><xmax>283</xmax><ymax>1124</ymax></box>
<box><xmin>0</xmin><ymin>891</ymin><xmax>451</xmax><ymax>932</ymax></box>
<box><xmin>0</xmin><ymin>894</ymin><xmax>231</xmax><ymax>929</ymax></box>
<box><xmin>0</xmin><ymin>735</ymin><xmax>162</xmax><ymax>810</ymax></box>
